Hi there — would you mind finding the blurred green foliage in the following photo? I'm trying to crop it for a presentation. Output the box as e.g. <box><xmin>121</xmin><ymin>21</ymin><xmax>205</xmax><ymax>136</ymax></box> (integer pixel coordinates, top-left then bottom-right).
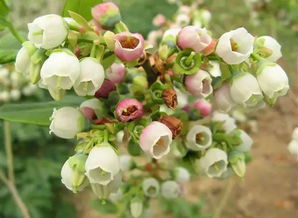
<box><xmin>0</xmin><ymin>122</ymin><xmax>76</xmax><ymax>218</ymax></box>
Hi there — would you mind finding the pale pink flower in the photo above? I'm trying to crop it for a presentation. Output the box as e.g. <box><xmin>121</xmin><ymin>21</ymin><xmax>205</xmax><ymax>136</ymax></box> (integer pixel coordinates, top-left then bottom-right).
<box><xmin>114</xmin><ymin>31</ymin><xmax>144</xmax><ymax>62</ymax></box>
<box><xmin>140</xmin><ymin>121</ymin><xmax>172</xmax><ymax>159</ymax></box>
<box><xmin>185</xmin><ymin>70</ymin><xmax>213</xmax><ymax>98</ymax></box>
<box><xmin>177</xmin><ymin>26</ymin><xmax>212</xmax><ymax>53</ymax></box>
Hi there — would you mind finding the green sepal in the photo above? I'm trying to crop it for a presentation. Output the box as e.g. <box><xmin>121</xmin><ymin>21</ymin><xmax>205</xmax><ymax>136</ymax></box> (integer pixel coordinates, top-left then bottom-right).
<box><xmin>173</xmin><ymin>50</ymin><xmax>201</xmax><ymax>75</ymax></box>
<box><xmin>114</xmin><ymin>21</ymin><xmax>129</xmax><ymax>33</ymax></box>
<box><xmin>150</xmin><ymin>81</ymin><xmax>169</xmax><ymax>104</ymax></box>
<box><xmin>68</xmin><ymin>10</ymin><xmax>92</xmax><ymax>31</ymax></box>
<box><xmin>127</xmin><ymin>139</ymin><xmax>142</xmax><ymax>156</ymax></box>
<box><xmin>228</xmin><ymin>151</ymin><xmax>246</xmax><ymax>178</ymax></box>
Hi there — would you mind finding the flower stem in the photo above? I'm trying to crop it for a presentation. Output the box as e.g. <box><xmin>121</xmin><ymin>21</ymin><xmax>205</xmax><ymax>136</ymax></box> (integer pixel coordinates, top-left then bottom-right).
<box><xmin>213</xmin><ymin>179</ymin><xmax>235</xmax><ymax>218</ymax></box>
<box><xmin>7</xmin><ymin>20</ymin><xmax>25</xmax><ymax>43</ymax></box>
<box><xmin>142</xmin><ymin>59</ymin><xmax>158</xmax><ymax>86</ymax></box>
<box><xmin>4</xmin><ymin>121</ymin><xmax>15</xmax><ymax>184</ymax></box>
<box><xmin>0</xmin><ymin>171</ymin><xmax>31</xmax><ymax>218</ymax></box>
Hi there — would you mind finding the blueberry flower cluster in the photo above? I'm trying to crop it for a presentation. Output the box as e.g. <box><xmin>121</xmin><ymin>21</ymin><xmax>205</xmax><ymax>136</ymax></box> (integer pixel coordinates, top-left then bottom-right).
<box><xmin>15</xmin><ymin>1</ymin><xmax>289</xmax><ymax>217</ymax></box>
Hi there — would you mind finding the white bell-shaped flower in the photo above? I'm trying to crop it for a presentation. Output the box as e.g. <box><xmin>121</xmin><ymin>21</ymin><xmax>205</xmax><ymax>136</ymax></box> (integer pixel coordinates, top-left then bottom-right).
<box><xmin>214</xmin><ymin>84</ymin><xmax>235</xmax><ymax>112</ymax></box>
<box><xmin>256</xmin><ymin>36</ymin><xmax>282</xmax><ymax>62</ymax></box>
<box><xmin>186</xmin><ymin>125</ymin><xmax>212</xmax><ymax>151</ymax></box>
<box><xmin>235</xmin><ymin>130</ymin><xmax>253</xmax><ymax>152</ymax></box>
<box><xmin>40</xmin><ymin>50</ymin><xmax>80</xmax><ymax>100</ymax></box>
<box><xmin>142</xmin><ymin>177</ymin><xmax>160</xmax><ymax>198</ymax></box>
<box><xmin>216</xmin><ymin>27</ymin><xmax>254</xmax><ymax>64</ymax></box>
<box><xmin>119</xmin><ymin>155</ymin><xmax>133</xmax><ymax>172</ymax></box>
<box><xmin>291</xmin><ymin>128</ymin><xmax>298</xmax><ymax>141</ymax></box>
<box><xmin>28</xmin><ymin>14</ymin><xmax>68</xmax><ymax>49</ymax></box>
<box><xmin>49</xmin><ymin>107</ymin><xmax>85</xmax><ymax>139</ymax></box>
<box><xmin>15</xmin><ymin>47</ymin><xmax>30</xmax><ymax>74</ymax></box>
<box><xmin>212</xmin><ymin>112</ymin><xmax>236</xmax><ymax>133</ymax></box>
<box><xmin>288</xmin><ymin>140</ymin><xmax>298</xmax><ymax>160</ymax></box>
<box><xmin>161</xmin><ymin>180</ymin><xmax>180</xmax><ymax>199</ymax></box>
<box><xmin>174</xmin><ymin>167</ymin><xmax>190</xmax><ymax>184</ymax></box>
<box><xmin>90</xmin><ymin>172</ymin><xmax>122</xmax><ymax>199</ymax></box>
<box><xmin>85</xmin><ymin>145</ymin><xmax>120</xmax><ymax>185</ymax></box>
<box><xmin>61</xmin><ymin>154</ymin><xmax>88</xmax><ymax>193</ymax></box>
<box><xmin>230</xmin><ymin>73</ymin><xmax>263</xmax><ymax>107</ymax></box>
<box><xmin>185</xmin><ymin>70</ymin><xmax>213</xmax><ymax>98</ymax></box>
<box><xmin>139</xmin><ymin>121</ymin><xmax>172</xmax><ymax>159</ymax></box>
<box><xmin>74</xmin><ymin>57</ymin><xmax>105</xmax><ymax>96</ymax></box>
<box><xmin>257</xmin><ymin>64</ymin><xmax>289</xmax><ymax>103</ymax></box>
<box><xmin>199</xmin><ymin>148</ymin><xmax>228</xmax><ymax>178</ymax></box>
<box><xmin>130</xmin><ymin>197</ymin><xmax>143</xmax><ymax>218</ymax></box>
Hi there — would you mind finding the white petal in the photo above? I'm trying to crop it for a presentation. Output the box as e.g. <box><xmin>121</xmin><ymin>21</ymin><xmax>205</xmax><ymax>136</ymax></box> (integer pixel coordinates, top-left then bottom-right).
<box><xmin>41</xmin><ymin>51</ymin><xmax>80</xmax><ymax>90</ymax></box>
<box><xmin>49</xmin><ymin>107</ymin><xmax>84</xmax><ymax>139</ymax></box>
<box><xmin>236</xmin><ymin>130</ymin><xmax>253</xmax><ymax>152</ymax></box>
<box><xmin>74</xmin><ymin>57</ymin><xmax>105</xmax><ymax>96</ymax></box>
<box><xmin>15</xmin><ymin>47</ymin><xmax>30</xmax><ymax>74</ymax></box>
<box><xmin>292</xmin><ymin>128</ymin><xmax>298</xmax><ymax>140</ymax></box>
<box><xmin>212</xmin><ymin>112</ymin><xmax>236</xmax><ymax>133</ymax></box>
<box><xmin>174</xmin><ymin>167</ymin><xmax>190</xmax><ymax>184</ymax></box>
<box><xmin>230</xmin><ymin>73</ymin><xmax>263</xmax><ymax>106</ymax></box>
<box><xmin>142</xmin><ymin>178</ymin><xmax>160</xmax><ymax>197</ymax></box>
<box><xmin>161</xmin><ymin>180</ymin><xmax>180</xmax><ymax>199</ymax></box>
<box><xmin>85</xmin><ymin>146</ymin><xmax>120</xmax><ymax>185</ymax></box>
<box><xmin>258</xmin><ymin>36</ymin><xmax>282</xmax><ymax>62</ymax></box>
<box><xmin>257</xmin><ymin>64</ymin><xmax>289</xmax><ymax>100</ymax></box>
<box><xmin>216</xmin><ymin>27</ymin><xmax>254</xmax><ymax>64</ymax></box>
<box><xmin>186</xmin><ymin>125</ymin><xmax>212</xmax><ymax>150</ymax></box>
<box><xmin>28</xmin><ymin>14</ymin><xmax>67</xmax><ymax>49</ymax></box>
<box><xmin>199</xmin><ymin>148</ymin><xmax>228</xmax><ymax>178</ymax></box>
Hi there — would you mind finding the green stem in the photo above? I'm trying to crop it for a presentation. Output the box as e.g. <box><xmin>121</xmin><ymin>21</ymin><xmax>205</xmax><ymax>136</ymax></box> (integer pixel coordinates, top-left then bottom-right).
<box><xmin>213</xmin><ymin>179</ymin><xmax>235</xmax><ymax>218</ymax></box>
<box><xmin>4</xmin><ymin>121</ymin><xmax>14</xmax><ymax>184</ymax></box>
<box><xmin>7</xmin><ymin>21</ymin><xmax>25</xmax><ymax>43</ymax></box>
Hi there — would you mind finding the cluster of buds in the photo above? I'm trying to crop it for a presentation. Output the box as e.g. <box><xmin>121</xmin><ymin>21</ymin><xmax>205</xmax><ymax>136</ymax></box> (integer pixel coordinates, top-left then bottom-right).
<box><xmin>16</xmin><ymin>1</ymin><xmax>290</xmax><ymax>216</ymax></box>
<box><xmin>0</xmin><ymin>65</ymin><xmax>37</xmax><ymax>103</ymax></box>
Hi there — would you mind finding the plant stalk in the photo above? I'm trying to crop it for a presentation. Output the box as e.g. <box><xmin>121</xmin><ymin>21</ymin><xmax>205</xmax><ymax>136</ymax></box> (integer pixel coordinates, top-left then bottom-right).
<box><xmin>0</xmin><ymin>171</ymin><xmax>30</xmax><ymax>218</ymax></box>
<box><xmin>4</xmin><ymin>121</ymin><xmax>15</xmax><ymax>184</ymax></box>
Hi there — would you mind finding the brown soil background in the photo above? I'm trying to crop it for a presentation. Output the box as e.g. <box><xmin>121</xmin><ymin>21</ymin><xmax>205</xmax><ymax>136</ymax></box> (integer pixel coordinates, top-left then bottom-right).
<box><xmin>73</xmin><ymin>87</ymin><xmax>298</xmax><ymax>218</ymax></box>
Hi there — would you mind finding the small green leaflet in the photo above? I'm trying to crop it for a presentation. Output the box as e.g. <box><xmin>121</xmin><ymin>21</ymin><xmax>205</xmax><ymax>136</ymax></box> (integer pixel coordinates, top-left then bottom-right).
<box><xmin>62</xmin><ymin>0</ymin><xmax>103</xmax><ymax>20</ymax></box>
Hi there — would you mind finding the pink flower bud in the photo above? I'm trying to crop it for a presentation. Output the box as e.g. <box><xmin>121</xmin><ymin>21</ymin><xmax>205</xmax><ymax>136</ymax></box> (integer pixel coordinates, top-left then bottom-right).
<box><xmin>185</xmin><ymin>70</ymin><xmax>213</xmax><ymax>98</ymax></box>
<box><xmin>116</xmin><ymin>98</ymin><xmax>143</xmax><ymax>122</ymax></box>
<box><xmin>153</xmin><ymin>14</ymin><xmax>166</xmax><ymax>27</ymax></box>
<box><xmin>193</xmin><ymin>99</ymin><xmax>212</xmax><ymax>117</ymax></box>
<box><xmin>140</xmin><ymin>121</ymin><xmax>172</xmax><ymax>159</ymax></box>
<box><xmin>92</xmin><ymin>2</ymin><xmax>121</xmax><ymax>29</ymax></box>
<box><xmin>177</xmin><ymin>26</ymin><xmax>212</xmax><ymax>53</ymax></box>
<box><xmin>114</xmin><ymin>31</ymin><xmax>144</xmax><ymax>62</ymax></box>
<box><xmin>95</xmin><ymin>79</ymin><xmax>116</xmax><ymax>98</ymax></box>
<box><xmin>80</xmin><ymin>98</ymin><xmax>102</xmax><ymax>121</ymax></box>
<box><xmin>106</xmin><ymin>63</ymin><xmax>126</xmax><ymax>84</ymax></box>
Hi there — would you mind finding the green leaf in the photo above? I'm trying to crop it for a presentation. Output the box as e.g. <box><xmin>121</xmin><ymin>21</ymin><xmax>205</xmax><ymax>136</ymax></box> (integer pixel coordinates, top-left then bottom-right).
<box><xmin>63</xmin><ymin>0</ymin><xmax>102</xmax><ymax>20</ymax></box>
<box><xmin>0</xmin><ymin>31</ymin><xmax>21</xmax><ymax>63</ymax></box>
<box><xmin>91</xmin><ymin>200</ymin><xmax>117</xmax><ymax>214</ymax></box>
<box><xmin>0</xmin><ymin>0</ymin><xmax>9</xmax><ymax>18</ymax></box>
<box><xmin>0</xmin><ymin>96</ymin><xmax>84</xmax><ymax>126</ymax></box>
